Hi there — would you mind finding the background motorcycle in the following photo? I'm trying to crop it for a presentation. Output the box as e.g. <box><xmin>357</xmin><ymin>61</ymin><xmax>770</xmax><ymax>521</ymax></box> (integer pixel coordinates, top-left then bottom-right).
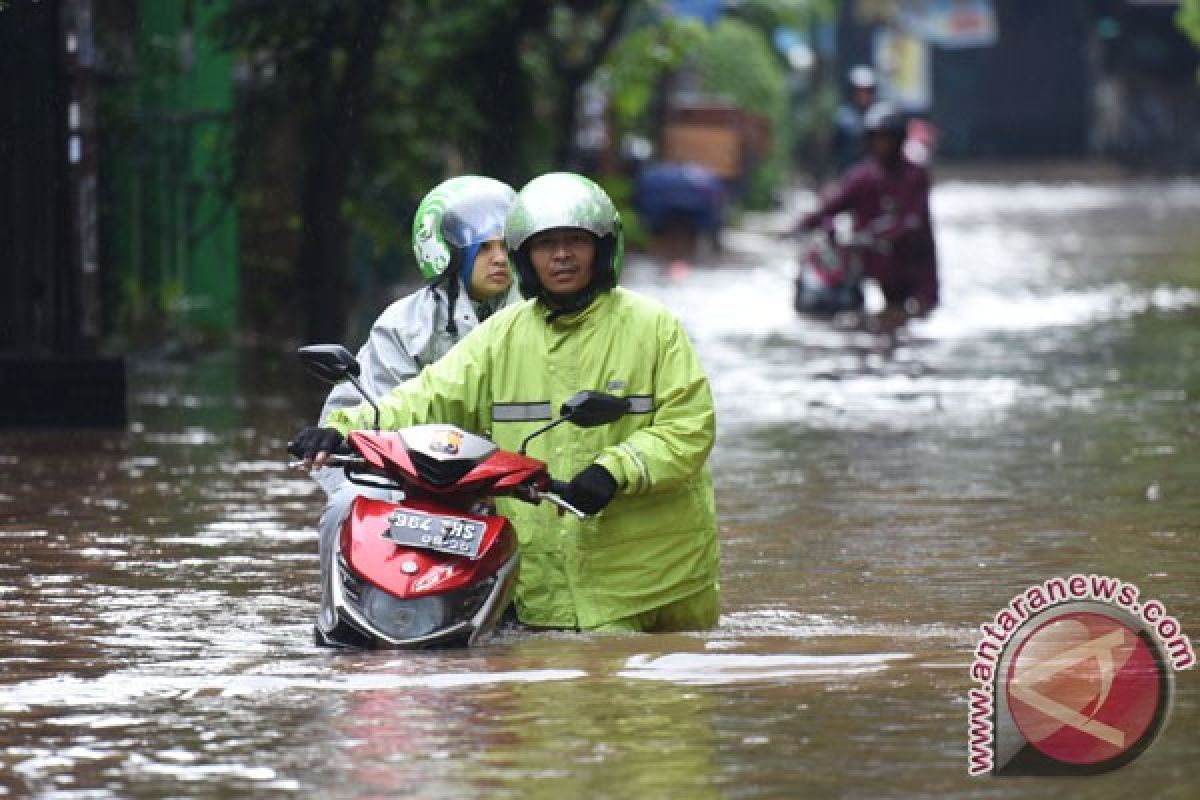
<box><xmin>793</xmin><ymin>215</ymin><xmax>892</xmax><ymax>317</ymax></box>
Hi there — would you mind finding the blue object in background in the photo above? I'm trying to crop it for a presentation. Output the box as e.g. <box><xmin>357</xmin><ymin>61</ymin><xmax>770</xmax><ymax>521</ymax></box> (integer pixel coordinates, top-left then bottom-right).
<box><xmin>813</xmin><ymin>21</ymin><xmax>836</xmax><ymax>56</ymax></box>
<box><xmin>773</xmin><ymin>26</ymin><xmax>804</xmax><ymax>56</ymax></box>
<box><xmin>635</xmin><ymin>161</ymin><xmax>725</xmax><ymax>235</ymax></box>
<box><xmin>664</xmin><ymin>0</ymin><xmax>725</xmax><ymax>26</ymax></box>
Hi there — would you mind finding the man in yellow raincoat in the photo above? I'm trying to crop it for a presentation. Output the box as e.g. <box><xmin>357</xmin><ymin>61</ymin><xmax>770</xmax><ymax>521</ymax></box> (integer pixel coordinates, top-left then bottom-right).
<box><xmin>294</xmin><ymin>173</ymin><xmax>719</xmax><ymax>632</ymax></box>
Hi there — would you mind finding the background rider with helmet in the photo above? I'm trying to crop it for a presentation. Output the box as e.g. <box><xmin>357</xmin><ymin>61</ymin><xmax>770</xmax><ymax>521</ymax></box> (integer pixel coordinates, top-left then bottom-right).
<box><xmin>799</xmin><ymin>102</ymin><xmax>940</xmax><ymax>316</ymax></box>
<box><xmin>295</xmin><ymin>172</ymin><xmax>721</xmax><ymax>633</ymax></box>
<box><xmin>297</xmin><ymin>175</ymin><xmax>519</xmax><ymax>646</ymax></box>
<box><xmin>831</xmin><ymin>65</ymin><xmax>879</xmax><ymax>175</ymax></box>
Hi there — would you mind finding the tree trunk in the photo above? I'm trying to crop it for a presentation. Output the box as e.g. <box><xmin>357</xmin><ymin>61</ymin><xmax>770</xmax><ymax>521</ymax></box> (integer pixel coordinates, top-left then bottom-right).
<box><xmin>476</xmin><ymin>0</ymin><xmax>548</xmax><ymax>183</ymax></box>
<box><xmin>477</xmin><ymin>61</ymin><xmax>533</xmax><ymax>184</ymax></box>
<box><xmin>551</xmin><ymin>0</ymin><xmax>634</xmax><ymax>170</ymax></box>
<box><xmin>554</xmin><ymin>73</ymin><xmax>585</xmax><ymax>168</ymax></box>
<box><xmin>295</xmin><ymin>0</ymin><xmax>389</xmax><ymax>344</ymax></box>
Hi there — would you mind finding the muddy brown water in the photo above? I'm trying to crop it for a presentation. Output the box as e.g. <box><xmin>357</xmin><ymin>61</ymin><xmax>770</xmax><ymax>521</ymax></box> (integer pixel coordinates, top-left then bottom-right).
<box><xmin>2</xmin><ymin>180</ymin><xmax>1199</xmax><ymax>798</ymax></box>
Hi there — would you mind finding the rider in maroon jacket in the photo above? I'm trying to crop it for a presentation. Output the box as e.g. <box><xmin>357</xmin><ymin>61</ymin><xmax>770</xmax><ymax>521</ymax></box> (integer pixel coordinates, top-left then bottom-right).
<box><xmin>799</xmin><ymin>103</ymin><xmax>939</xmax><ymax>315</ymax></box>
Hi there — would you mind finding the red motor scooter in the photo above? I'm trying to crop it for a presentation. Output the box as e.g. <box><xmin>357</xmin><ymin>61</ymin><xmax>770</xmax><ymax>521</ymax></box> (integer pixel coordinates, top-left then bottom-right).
<box><xmin>291</xmin><ymin>345</ymin><xmax>629</xmax><ymax>649</ymax></box>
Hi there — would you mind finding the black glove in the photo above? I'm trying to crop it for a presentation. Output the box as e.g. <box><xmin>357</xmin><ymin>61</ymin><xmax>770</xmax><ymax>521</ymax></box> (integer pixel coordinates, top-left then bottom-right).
<box><xmin>561</xmin><ymin>464</ymin><xmax>618</xmax><ymax>515</ymax></box>
<box><xmin>288</xmin><ymin>426</ymin><xmax>346</xmax><ymax>461</ymax></box>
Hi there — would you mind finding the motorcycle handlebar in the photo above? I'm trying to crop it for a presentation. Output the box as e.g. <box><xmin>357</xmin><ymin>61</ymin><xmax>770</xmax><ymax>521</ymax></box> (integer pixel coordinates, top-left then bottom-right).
<box><xmin>534</xmin><ymin>478</ymin><xmax>586</xmax><ymax>520</ymax></box>
<box><xmin>540</xmin><ymin>493</ymin><xmax>587</xmax><ymax>520</ymax></box>
<box><xmin>286</xmin><ymin>454</ymin><xmax>367</xmax><ymax>470</ymax></box>
<box><xmin>287</xmin><ymin>449</ymin><xmax>588</xmax><ymax>520</ymax></box>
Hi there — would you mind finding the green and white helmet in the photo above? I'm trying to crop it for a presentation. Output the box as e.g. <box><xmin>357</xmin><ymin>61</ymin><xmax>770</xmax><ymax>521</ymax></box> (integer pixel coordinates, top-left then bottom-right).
<box><xmin>411</xmin><ymin>175</ymin><xmax>516</xmax><ymax>283</ymax></box>
<box><xmin>505</xmin><ymin>172</ymin><xmax>624</xmax><ymax>299</ymax></box>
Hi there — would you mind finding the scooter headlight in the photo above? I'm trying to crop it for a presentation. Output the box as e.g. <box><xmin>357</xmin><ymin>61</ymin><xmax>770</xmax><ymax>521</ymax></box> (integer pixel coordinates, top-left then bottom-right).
<box><xmin>357</xmin><ymin>577</ymin><xmax>497</xmax><ymax>643</ymax></box>
<box><xmin>359</xmin><ymin>587</ymin><xmax>445</xmax><ymax>641</ymax></box>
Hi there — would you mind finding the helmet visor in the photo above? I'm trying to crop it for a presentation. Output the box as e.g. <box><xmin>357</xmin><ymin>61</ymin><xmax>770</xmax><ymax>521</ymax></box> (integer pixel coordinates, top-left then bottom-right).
<box><xmin>442</xmin><ymin>186</ymin><xmax>513</xmax><ymax>250</ymax></box>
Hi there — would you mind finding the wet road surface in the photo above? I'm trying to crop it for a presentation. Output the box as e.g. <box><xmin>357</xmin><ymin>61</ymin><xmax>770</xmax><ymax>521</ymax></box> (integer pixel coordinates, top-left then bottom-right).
<box><xmin>2</xmin><ymin>178</ymin><xmax>1199</xmax><ymax>798</ymax></box>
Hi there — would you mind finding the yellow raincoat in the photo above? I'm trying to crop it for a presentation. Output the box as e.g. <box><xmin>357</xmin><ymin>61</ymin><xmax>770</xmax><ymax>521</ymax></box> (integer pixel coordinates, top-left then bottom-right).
<box><xmin>327</xmin><ymin>288</ymin><xmax>719</xmax><ymax>629</ymax></box>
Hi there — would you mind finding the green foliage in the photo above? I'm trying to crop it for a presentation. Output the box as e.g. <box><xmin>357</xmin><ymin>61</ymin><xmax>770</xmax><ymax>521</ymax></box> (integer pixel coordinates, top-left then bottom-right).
<box><xmin>219</xmin><ymin>0</ymin><xmax>637</xmax><ymax>295</ymax></box>
<box><xmin>605</xmin><ymin>6</ymin><xmax>834</xmax><ymax>210</ymax></box>
<box><xmin>206</xmin><ymin>0</ymin><xmax>839</xmax><ymax>332</ymax></box>
<box><xmin>694</xmin><ymin>19</ymin><xmax>791</xmax><ymax>208</ymax></box>
<box><xmin>348</xmin><ymin>4</ymin><xmax>495</xmax><ymax>273</ymax></box>
<box><xmin>114</xmin><ymin>273</ymin><xmax>186</xmax><ymax>343</ymax></box>
<box><xmin>1178</xmin><ymin>0</ymin><xmax>1200</xmax><ymax>79</ymax></box>
<box><xmin>694</xmin><ymin>19</ymin><xmax>787</xmax><ymax>112</ymax></box>
<box><xmin>604</xmin><ymin>17</ymin><xmax>706</xmax><ymax>131</ymax></box>
<box><xmin>735</xmin><ymin>0</ymin><xmax>838</xmax><ymax>31</ymax></box>
<box><xmin>1178</xmin><ymin>0</ymin><xmax>1200</xmax><ymax>43</ymax></box>
<box><xmin>594</xmin><ymin>172</ymin><xmax>649</xmax><ymax>250</ymax></box>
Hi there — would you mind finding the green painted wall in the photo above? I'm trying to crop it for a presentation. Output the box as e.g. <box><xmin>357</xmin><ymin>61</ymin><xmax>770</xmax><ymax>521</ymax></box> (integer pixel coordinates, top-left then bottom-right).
<box><xmin>111</xmin><ymin>0</ymin><xmax>237</xmax><ymax>339</ymax></box>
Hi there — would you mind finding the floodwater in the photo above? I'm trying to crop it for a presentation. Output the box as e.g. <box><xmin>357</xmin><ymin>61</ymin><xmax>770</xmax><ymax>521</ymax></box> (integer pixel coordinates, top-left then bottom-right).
<box><xmin>2</xmin><ymin>178</ymin><xmax>1199</xmax><ymax>798</ymax></box>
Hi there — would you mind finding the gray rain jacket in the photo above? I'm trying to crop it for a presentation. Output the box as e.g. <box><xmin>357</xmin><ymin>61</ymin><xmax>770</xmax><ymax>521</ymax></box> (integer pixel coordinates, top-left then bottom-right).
<box><xmin>312</xmin><ymin>280</ymin><xmax>518</xmax><ymax>495</ymax></box>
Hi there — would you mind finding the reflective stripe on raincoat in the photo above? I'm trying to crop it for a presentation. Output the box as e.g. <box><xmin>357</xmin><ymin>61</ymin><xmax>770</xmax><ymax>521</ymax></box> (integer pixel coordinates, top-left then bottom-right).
<box><xmin>313</xmin><ymin>282</ymin><xmax>518</xmax><ymax>496</ymax></box>
<box><xmin>326</xmin><ymin>287</ymin><xmax>720</xmax><ymax>629</ymax></box>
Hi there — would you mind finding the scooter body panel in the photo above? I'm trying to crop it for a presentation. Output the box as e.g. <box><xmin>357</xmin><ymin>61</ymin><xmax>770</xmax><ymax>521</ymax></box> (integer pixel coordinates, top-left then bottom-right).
<box><xmin>343</xmin><ymin>495</ymin><xmax>517</xmax><ymax>598</ymax></box>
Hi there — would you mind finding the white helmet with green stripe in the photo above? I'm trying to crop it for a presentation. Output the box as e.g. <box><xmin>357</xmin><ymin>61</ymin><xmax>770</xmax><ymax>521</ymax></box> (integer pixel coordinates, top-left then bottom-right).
<box><xmin>412</xmin><ymin>175</ymin><xmax>516</xmax><ymax>283</ymax></box>
<box><xmin>505</xmin><ymin>172</ymin><xmax>624</xmax><ymax>299</ymax></box>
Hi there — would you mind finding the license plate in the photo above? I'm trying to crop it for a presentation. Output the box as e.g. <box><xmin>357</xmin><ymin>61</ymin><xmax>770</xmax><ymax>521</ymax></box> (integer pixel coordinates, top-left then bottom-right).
<box><xmin>383</xmin><ymin>510</ymin><xmax>486</xmax><ymax>558</ymax></box>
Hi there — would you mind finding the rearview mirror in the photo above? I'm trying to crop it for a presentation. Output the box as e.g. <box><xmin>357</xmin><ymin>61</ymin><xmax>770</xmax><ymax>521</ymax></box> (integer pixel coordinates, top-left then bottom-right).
<box><xmin>297</xmin><ymin>344</ymin><xmax>380</xmax><ymax>430</ymax></box>
<box><xmin>561</xmin><ymin>391</ymin><xmax>631</xmax><ymax>428</ymax></box>
<box><xmin>298</xmin><ymin>344</ymin><xmax>360</xmax><ymax>385</ymax></box>
<box><xmin>517</xmin><ymin>390</ymin><xmax>632</xmax><ymax>454</ymax></box>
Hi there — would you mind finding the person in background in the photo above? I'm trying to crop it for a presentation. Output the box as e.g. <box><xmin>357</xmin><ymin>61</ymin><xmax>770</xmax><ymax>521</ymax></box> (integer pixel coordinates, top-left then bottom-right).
<box><xmin>831</xmin><ymin>64</ymin><xmax>879</xmax><ymax>175</ymax></box>
<box><xmin>301</xmin><ymin>175</ymin><xmax>518</xmax><ymax>646</ymax></box>
<box><xmin>799</xmin><ymin>102</ymin><xmax>939</xmax><ymax>315</ymax></box>
<box><xmin>294</xmin><ymin>173</ymin><xmax>721</xmax><ymax>634</ymax></box>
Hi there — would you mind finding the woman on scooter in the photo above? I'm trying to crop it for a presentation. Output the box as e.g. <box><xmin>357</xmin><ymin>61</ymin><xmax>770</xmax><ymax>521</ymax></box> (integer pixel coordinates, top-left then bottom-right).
<box><xmin>296</xmin><ymin>173</ymin><xmax>720</xmax><ymax>635</ymax></box>
<box><xmin>302</xmin><ymin>175</ymin><xmax>518</xmax><ymax>646</ymax></box>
